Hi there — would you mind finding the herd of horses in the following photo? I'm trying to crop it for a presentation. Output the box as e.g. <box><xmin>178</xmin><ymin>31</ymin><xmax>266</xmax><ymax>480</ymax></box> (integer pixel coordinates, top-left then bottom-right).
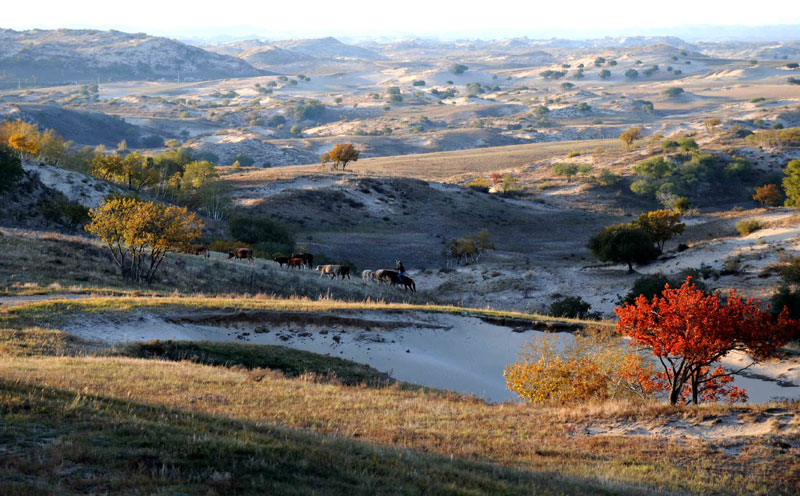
<box><xmin>189</xmin><ymin>245</ymin><xmax>416</xmax><ymax>292</ymax></box>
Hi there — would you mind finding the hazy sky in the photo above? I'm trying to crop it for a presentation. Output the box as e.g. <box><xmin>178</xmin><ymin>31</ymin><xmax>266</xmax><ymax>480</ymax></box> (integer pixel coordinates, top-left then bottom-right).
<box><xmin>4</xmin><ymin>0</ymin><xmax>800</xmax><ymax>40</ymax></box>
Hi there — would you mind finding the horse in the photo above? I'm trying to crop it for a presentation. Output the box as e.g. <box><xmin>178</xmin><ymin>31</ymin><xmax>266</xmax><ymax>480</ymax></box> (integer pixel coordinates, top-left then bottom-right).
<box><xmin>287</xmin><ymin>257</ymin><xmax>305</xmax><ymax>269</ymax></box>
<box><xmin>398</xmin><ymin>275</ymin><xmax>416</xmax><ymax>293</ymax></box>
<box><xmin>192</xmin><ymin>244</ymin><xmax>210</xmax><ymax>258</ymax></box>
<box><xmin>374</xmin><ymin>269</ymin><xmax>399</xmax><ymax>284</ymax></box>
<box><xmin>316</xmin><ymin>264</ymin><xmax>351</xmax><ymax>280</ymax></box>
<box><xmin>374</xmin><ymin>269</ymin><xmax>415</xmax><ymax>292</ymax></box>
<box><xmin>291</xmin><ymin>252</ymin><xmax>314</xmax><ymax>269</ymax></box>
<box><xmin>228</xmin><ymin>248</ymin><xmax>254</xmax><ymax>263</ymax></box>
<box><xmin>361</xmin><ymin>269</ymin><xmax>374</xmax><ymax>282</ymax></box>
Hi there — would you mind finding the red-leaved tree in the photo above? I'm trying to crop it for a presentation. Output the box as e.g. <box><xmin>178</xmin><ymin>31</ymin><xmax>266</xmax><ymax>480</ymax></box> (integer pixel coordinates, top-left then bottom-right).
<box><xmin>615</xmin><ymin>277</ymin><xmax>798</xmax><ymax>405</ymax></box>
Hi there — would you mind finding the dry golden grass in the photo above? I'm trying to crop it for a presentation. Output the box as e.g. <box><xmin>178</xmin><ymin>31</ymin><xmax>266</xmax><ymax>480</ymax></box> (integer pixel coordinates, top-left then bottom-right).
<box><xmin>223</xmin><ymin>139</ymin><xmax>619</xmax><ymax>185</ymax></box>
<box><xmin>3</xmin><ymin>295</ymin><xmax>608</xmax><ymax>329</ymax></box>
<box><xmin>1</xmin><ymin>355</ymin><xmax>797</xmax><ymax>495</ymax></box>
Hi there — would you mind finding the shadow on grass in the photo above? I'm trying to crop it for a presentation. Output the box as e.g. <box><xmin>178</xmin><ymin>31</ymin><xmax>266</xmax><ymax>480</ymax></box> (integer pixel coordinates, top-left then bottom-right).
<box><xmin>0</xmin><ymin>380</ymin><xmax>623</xmax><ymax>495</ymax></box>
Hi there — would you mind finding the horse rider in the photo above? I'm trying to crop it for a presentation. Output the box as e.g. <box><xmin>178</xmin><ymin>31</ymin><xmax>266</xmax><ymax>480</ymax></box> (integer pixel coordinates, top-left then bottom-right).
<box><xmin>396</xmin><ymin>260</ymin><xmax>406</xmax><ymax>283</ymax></box>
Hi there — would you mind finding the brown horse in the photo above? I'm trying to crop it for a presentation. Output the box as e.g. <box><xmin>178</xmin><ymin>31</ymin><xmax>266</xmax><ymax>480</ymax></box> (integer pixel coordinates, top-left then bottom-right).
<box><xmin>291</xmin><ymin>252</ymin><xmax>314</xmax><ymax>269</ymax></box>
<box><xmin>287</xmin><ymin>257</ymin><xmax>305</xmax><ymax>269</ymax></box>
<box><xmin>228</xmin><ymin>248</ymin><xmax>254</xmax><ymax>263</ymax></box>
<box><xmin>192</xmin><ymin>244</ymin><xmax>210</xmax><ymax>258</ymax></box>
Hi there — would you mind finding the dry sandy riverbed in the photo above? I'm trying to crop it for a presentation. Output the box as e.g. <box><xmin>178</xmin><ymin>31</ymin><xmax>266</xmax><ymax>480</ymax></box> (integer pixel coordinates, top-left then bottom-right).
<box><xmin>62</xmin><ymin>309</ymin><xmax>800</xmax><ymax>404</ymax></box>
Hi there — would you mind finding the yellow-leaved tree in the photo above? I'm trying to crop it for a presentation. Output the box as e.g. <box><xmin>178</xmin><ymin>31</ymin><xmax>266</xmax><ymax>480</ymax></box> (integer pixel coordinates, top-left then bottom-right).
<box><xmin>325</xmin><ymin>143</ymin><xmax>360</xmax><ymax>170</ymax></box>
<box><xmin>634</xmin><ymin>209</ymin><xmax>685</xmax><ymax>254</ymax></box>
<box><xmin>504</xmin><ymin>328</ymin><xmax>658</xmax><ymax>405</ymax></box>
<box><xmin>85</xmin><ymin>197</ymin><xmax>202</xmax><ymax>283</ymax></box>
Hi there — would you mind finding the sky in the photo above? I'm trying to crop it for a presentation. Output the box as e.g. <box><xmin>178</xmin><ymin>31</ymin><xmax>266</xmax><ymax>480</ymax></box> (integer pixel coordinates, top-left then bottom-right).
<box><xmin>3</xmin><ymin>0</ymin><xmax>800</xmax><ymax>41</ymax></box>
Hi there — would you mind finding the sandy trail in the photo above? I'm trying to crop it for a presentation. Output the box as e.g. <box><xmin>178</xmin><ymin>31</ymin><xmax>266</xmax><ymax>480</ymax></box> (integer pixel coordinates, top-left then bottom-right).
<box><xmin>63</xmin><ymin>309</ymin><xmax>800</xmax><ymax>405</ymax></box>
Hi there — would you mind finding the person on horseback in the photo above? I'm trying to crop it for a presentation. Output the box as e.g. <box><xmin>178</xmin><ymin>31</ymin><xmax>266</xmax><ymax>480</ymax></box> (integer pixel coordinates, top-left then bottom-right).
<box><xmin>396</xmin><ymin>260</ymin><xmax>406</xmax><ymax>283</ymax></box>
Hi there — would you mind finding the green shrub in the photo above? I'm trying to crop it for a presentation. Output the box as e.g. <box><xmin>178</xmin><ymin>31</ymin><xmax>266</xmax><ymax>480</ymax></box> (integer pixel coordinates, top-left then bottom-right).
<box><xmin>549</xmin><ymin>296</ymin><xmax>592</xmax><ymax>319</ymax></box>
<box><xmin>587</xmin><ymin>223</ymin><xmax>659</xmax><ymax>272</ymax></box>
<box><xmin>673</xmin><ymin>197</ymin><xmax>691</xmax><ymax>212</ymax></box>
<box><xmin>292</xmin><ymin>100</ymin><xmax>325</xmax><ymax>121</ymax></box>
<box><xmin>723</xmin><ymin>156</ymin><xmax>752</xmax><ymax>180</ymax></box>
<box><xmin>596</xmin><ymin>169</ymin><xmax>621</xmax><ymax>186</ymax></box>
<box><xmin>619</xmin><ymin>274</ymin><xmax>706</xmax><ymax>305</ymax></box>
<box><xmin>662</xmin><ymin>87</ymin><xmax>684</xmax><ymax>98</ymax></box>
<box><xmin>552</xmin><ymin>163</ymin><xmax>579</xmax><ymax>181</ymax></box>
<box><xmin>232</xmin><ymin>153</ymin><xmax>254</xmax><ymax>167</ymax></box>
<box><xmin>677</xmin><ymin>138</ymin><xmax>698</xmax><ymax>151</ymax></box>
<box><xmin>770</xmin><ymin>286</ymin><xmax>800</xmax><ymax>320</ymax></box>
<box><xmin>0</xmin><ymin>145</ymin><xmax>23</xmax><ymax>193</ymax></box>
<box><xmin>566</xmin><ymin>151</ymin><xmax>581</xmax><ymax>158</ymax></box>
<box><xmin>736</xmin><ymin>219</ymin><xmax>764</xmax><ymax>236</ymax></box>
<box><xmin>229</xmin><ymin>215</ymin><xmax>294</xmax><ymax>254</ymax></box>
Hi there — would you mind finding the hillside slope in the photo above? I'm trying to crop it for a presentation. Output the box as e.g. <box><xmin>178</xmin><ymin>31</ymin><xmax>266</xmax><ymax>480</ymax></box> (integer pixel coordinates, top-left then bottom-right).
<box><xmin>0</xmin><ymin>28</ymin><xmax>265</xmax><ymax>86</ymax></box>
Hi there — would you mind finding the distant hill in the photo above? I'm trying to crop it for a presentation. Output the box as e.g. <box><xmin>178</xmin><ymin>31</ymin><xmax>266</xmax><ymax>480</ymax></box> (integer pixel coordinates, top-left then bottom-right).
<box><xmin>0</xmin><ymin>28</ymin><xmax>265</xmax><ymax>87</ymax></box>
<box><xmin>205</xmin><ymin>36</ymin><xmax>383</xmax><ymax>68</ymax></box>
<box><xmin>273</xmin><ymin>37</ymin><xmax>383</xmax><ymax>60</ymax></box>
<box><xmin>239</xmin><ymin>45</ymin><xmax>317</xmax><ymax>68</ymax></box>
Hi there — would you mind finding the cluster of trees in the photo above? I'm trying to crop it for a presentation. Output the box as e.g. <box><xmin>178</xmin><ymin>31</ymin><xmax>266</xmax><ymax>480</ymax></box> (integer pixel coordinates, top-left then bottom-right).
<box><xmin>628</xmin><ymin>148</ymin><xmax>753</xmax><ymax>203</ymax></box>
<box><xmin>507</xmin><ymin>278</ymin><xmax>797</xmax><ymax>406</ymax></box>
<box><xmin>539</xmin><ymin>70</ymin><xmax>566</xmax><ymax>80</ymax></box>
<box><xmin>588</xmin><ymin>209</ymin><xmax>685</xmax><ymax>271</ymax></box>
<box><xmin>91</xmin><ymin>148</ymin><xmax>232</xmax><ymax>220</ymax></box>
<box><xmin>228</xmin><ymin>214</ymin><xmax>295</xmax><ymax>257</ymax></box>
<box><xmin>0</xmin><ymin>119</ymin><xmax>84</xmax><ymax>169</ymax></box>
<box><xmin>746</xmin><ymin>127</ymin><xmax>800</xmax><ymax>148</ymax></box>
<box><xmin>292</xmin><ymin>100</ymin><xmax>325</xmax><ymax>122</ymax></box>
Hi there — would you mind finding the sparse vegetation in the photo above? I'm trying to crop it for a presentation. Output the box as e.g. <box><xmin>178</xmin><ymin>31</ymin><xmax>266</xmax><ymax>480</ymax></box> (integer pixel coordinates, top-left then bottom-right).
<box><xmin>735</xmin><ymin>219</ymin><xmax>764</xmax><ymax>236</ymax></box>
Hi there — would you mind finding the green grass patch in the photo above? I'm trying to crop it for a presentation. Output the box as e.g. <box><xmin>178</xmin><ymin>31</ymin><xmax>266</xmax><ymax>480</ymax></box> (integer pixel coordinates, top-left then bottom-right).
<box><xmin>117</xmin><ymin>340</ymin><xmax>393</xmax><ymax>387</ymax></box>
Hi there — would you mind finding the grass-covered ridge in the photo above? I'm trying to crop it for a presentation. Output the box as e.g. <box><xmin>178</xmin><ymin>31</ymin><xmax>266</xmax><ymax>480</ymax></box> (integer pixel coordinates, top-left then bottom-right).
<box><xmin>1</xmin><ymin>355</ymin><xmax>798</xmax><ymax>495</ymax></box>
<box><xmin>3</xmin><ymin>295</ymin><xmax>606</xmax><ymax>328</ymax></box>
<box><xmin>1</xmin><ymin>379</ymin><xmax>601</xmax><ymax>495</ymax></box>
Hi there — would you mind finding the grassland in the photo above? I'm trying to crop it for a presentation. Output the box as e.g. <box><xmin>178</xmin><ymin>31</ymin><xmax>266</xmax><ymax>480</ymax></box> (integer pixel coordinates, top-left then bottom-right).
<box><xmin>1</xmin><ymin>352</ymin><xmax>798</xmax><ymax>495</ymax></box>
<box><xmin>0</xmin><ymin>295</ymin><xmax>604</xmax><ymax>331</ymax></box>
<box><xmin>2</xmin><ymin>299</ymin><xmax>799</xmax><ymax>494</ymax></box>
<box><xmin>224</xmin><ymin>139</ymin><xmax>619</xmax><ymax>185</ymax></box>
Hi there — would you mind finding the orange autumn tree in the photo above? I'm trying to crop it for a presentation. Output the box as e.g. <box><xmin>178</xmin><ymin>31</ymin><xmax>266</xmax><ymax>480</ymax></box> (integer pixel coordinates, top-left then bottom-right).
<box><xmin>615</xmin><ymin>277</ymin><xmax>797</xmax><ymax>405</ymax></box>
<box><xmin>752</xmin><ymin>184</ymin><xmax>782</xmax><ymax>207</ymax></box>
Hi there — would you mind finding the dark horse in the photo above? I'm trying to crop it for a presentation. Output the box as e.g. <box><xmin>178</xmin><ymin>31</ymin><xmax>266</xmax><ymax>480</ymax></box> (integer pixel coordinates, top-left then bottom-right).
<box><xmin>374</xmin><ymin>269</ymin><xmax>415</xmax><ymax>292</ymax></box>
